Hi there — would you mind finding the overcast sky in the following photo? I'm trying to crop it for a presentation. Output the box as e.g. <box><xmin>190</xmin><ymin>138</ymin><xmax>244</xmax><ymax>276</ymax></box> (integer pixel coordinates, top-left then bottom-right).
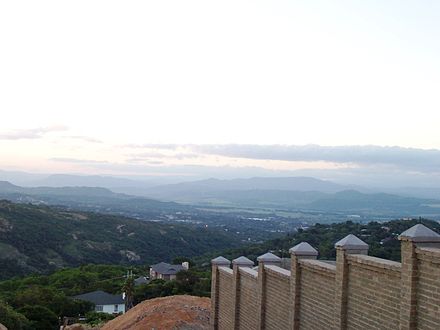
<box><xmin>0</xmin><ymin>1</ymin><xmax>439</xmax><ymax>181</ymax></box>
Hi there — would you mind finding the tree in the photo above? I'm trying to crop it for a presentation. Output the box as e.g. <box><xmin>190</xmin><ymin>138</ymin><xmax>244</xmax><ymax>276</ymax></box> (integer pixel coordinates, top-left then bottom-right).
<box><xmin>17</xmin><ymin>305</ymin><xmax>58</xmax><ymax>330</ymax></box>
<box><xmin>0</xmin><ymin>300</ymin><xmax>30</xmax><ymax>330</ymax></box>
<box><xmin>122</xmin><ymin>276</ymin><xmax>135</xmax><ymax>311</ymax></box>
<box><xmin>175</xmin><ymin>270</ymin><xmax>198</xmax><ymax>293</ymax></box>
<box><xmin>172</xmin><ymin>257</ymin><xmax>193</xmax><ymax>267</ymax></box>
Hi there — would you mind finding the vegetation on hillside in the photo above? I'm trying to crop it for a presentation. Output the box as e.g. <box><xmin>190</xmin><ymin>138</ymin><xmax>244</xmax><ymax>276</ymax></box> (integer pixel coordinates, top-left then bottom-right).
<box><xmin>198</xmin><ymin>218</ymin><xmax>440</xmax><ymax>264</ymax></box>
<box><xmin>0</xmin><ymin>200</ymin><xmax>239</xmax><ymax>279</ymax></box>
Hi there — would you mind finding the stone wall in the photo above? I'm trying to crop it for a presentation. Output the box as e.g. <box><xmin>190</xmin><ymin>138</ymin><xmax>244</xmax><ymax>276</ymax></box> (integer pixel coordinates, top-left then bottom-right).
<box><xmin>211</xmin><ymin>224</ymin><xmax>440</xmax><ymax>330</ymax></box>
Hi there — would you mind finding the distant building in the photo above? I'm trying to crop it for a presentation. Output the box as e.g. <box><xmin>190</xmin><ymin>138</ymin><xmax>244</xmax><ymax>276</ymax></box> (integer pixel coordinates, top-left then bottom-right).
<box><xmin>134</xmin><ymin>276</ymin><xmax>150</xmax><ymax>286</ymax></box>
<box><xmin>150</xmin><ymin>261</ymin><xmax>189</xmax><ymax>281</ymax></box>
<box><xmin>74</xmin><ymin>290</ymin><xmax>125</xmax><ymax>315</ymax></box>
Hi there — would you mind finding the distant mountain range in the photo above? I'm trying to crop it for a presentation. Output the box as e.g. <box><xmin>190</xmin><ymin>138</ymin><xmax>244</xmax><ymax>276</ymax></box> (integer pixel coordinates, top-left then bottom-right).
<box><xmin>1</xmin><ymin>177</ymin><xmax>440</xmax><ymax>218</ymax></box>
<box><xmin>139</xmin><ymin>177</ymin><xmax>440</xmax><ymax>217</ymax></box>
<box><xmin>2</xmin><ymin>169</ymin><xmax>440</xmax><ymax>200</ymax></box>
<box><xmin>0</xmin><ymin>200</ymin><xmax>239</xmax><ymax>279</ymax></box>
<box><xmin>145</xmin><ymin>176</ymin><xmax>349</xmax><ymax>197</ymax></box>
<box><xmin>0</xmin><ymin>180</ymin><xmax>187</xmax><ymax>217</ymax></box>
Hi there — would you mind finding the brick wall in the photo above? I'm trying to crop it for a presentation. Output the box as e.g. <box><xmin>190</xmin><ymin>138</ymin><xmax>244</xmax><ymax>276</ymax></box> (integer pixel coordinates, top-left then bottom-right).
<box><xmin>415</xmin><ymin>247</ymin><xmax>440</xmax><ymax>330</ymax></box>
<box><xmin>237</xmin><ymin>268</ymin><xmax>258</xmax><ymax>330</ymax></box>
<box><xmin>298</xmin><ymin>260</ymin><xmax>336</xmax><ymax>330</ymax></box>
<box><xmin>346</xmin><ymin>255</ymin><xmax>401</xmax><ymax>330</ymax></box>
<box><xmin>264</xmin><ymin>265</ymin><xmax>290</xmax><ymax>330</ymax></box>
<box><xmin>211</xmin><ymin>225</ymin><xmax>440</xmax><ymax>330</ymax></box>
<box><xmin>217</xmin><ymin>267</ymin><xmax>234</xmax><ymax>329</ymax></box>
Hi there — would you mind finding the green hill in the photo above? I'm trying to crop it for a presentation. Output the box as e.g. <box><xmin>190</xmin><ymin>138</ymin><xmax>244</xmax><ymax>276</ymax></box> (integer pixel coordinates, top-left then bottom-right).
<box><xmin>0</xmin><ymin>200</ymin><xmax>239</xmax><ymax>280</ymax></box>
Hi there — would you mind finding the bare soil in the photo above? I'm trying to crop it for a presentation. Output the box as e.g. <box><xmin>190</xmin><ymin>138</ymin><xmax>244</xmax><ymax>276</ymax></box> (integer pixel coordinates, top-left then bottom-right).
<box><xmin>101</xmin><ymin>295</ymin><xmax>211</xmax><ymax>330</ymax></box>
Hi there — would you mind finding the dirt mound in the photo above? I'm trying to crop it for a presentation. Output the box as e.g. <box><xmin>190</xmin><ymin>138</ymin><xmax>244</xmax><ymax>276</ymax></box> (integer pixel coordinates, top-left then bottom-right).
<box><xmin>101</xmin><ymin>295</ymin><xmax>211</xmax><ymax>330</ymax></box>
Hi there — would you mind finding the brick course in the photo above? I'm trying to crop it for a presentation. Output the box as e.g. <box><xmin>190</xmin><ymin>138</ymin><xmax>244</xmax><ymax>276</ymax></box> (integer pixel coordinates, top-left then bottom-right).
<box><xmin>237</xmin><ymin>269</ymin><xmax>258</xmax><ymax>330</ymax></box>
<box><xmin>217</xmin><ymin>268</ymin><xmax>234</xmax><ymax>330</ymax></box>
<box><xmin>264</xmin><ymin>266</ymin><xmax>290</xmax><ymax>330</ymax></box>
<box><xmin>299</xmin><ymin>261</ymin><xmax>336</xmax><ymax>330</ymax></box>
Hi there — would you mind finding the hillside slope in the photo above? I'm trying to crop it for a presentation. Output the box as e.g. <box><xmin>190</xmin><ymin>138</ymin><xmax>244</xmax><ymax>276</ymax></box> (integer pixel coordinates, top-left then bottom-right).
<box><xmin>101</xmin><ymin>295</ymin><xmax>210</xmax><ymax>330</ymax></box>
<box><xmin>0</xmin><ymin>201</ymin><xmax>238</xmax><ymax>279</ymax></box>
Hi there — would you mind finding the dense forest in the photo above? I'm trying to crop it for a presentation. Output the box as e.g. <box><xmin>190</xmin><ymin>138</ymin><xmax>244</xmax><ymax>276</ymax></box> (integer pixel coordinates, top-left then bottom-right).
<box><xmin>0</xmin><ymin>200</ymin><xmax>239</xmax><ymax>279</ymax></box>
<box><xmin>198</xmin><ymin>218</ymin><xmax>440</xmax><ymax>264</ymax></box>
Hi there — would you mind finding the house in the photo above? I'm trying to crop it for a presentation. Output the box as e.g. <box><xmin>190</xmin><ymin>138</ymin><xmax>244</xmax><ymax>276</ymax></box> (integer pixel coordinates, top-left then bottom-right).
<box><xmin>150</xmin><ymin>261</ymin><xmax>189</xmax><ymax>281</ymax></box>
<box><xmin>134</xmin><ymin>276</ymin><xmax>150</xmax><ymax>286</ymax></box>
<box><xmin>74</xmin><ymin>290</ymin><xmax>125</xmax><ymax>315</ymax></box>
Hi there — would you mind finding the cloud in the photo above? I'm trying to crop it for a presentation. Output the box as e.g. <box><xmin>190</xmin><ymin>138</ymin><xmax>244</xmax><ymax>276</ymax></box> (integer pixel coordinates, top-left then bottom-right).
<box><xmin>0</xmin><ymin>125</ymin><xmax>68</xmax><ymax>140</ymax></box>
<box><xmin>191</xmin><ymin>144</ymin><xmax>440</xmax><ymax>172</ymax></box>
<box><xmin>45</xmin><ymin>153</ymin><xmax>440</xmax><ymax>188</ymax></box>
<box><xmin>123</xmin><ymin>143</ymin><xmax>180</xmax><ymax>150</ymax></box>
<box><xmin>125</xmin><ymin>143</ymin><xmax>440</xmax><ymax>173</ymax></box>
<box><xmin>128</xmin><ymin>151</ymin><xmax>199</xmax><ymax>160</ymax></box>
<box><xmin>50</xmin><ymin>157</ymin><xmax>108</xmax><ymax>164</ymax></box>
<box><xmin>63</xmin><ymin>136</ymin><xmax>102</xmax><ymax>143</ymax></box>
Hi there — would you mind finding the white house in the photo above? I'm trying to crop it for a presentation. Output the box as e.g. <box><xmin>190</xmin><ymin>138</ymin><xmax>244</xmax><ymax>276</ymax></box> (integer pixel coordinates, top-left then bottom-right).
<box><xmin>74</xmin><ymin>290</ymin><xmax>125</xmax><ymax>315</ymax></box>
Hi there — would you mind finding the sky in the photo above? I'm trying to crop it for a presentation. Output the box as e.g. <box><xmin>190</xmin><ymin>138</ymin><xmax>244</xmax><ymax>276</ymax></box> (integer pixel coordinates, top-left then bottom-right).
<box><xmin>0</xmin><ymin>1</ymin><xmax>440</xmax><ymax>184</ymax></box>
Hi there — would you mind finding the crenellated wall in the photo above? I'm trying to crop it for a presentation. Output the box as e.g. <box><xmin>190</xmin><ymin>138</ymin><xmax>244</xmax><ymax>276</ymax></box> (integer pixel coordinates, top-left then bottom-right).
<box><xmin>211</xmin><ymin>224</ymin><xmax>440</xmax><ymax>330</ymax></box>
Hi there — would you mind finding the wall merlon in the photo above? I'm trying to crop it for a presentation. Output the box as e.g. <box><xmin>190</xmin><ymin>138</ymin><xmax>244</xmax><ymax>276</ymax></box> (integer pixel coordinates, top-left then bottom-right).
<box><xmin>289</xmin><ymin>242</ymin><xmax>318</xmax><ymax>258</ymax></box>
<box><xmin>347</xmin><ymin>254</ymin><xmax>402</xmax><ymax>272</ymax></box>
<box><xmin>239</xmin><ymin>267</ymin><xmax>258</xmax><ymax>278</ymax></box>
<box><xmin>264</xmin><ymin>264</ymin><xmax>291</xmax><ymax>278</ymax></box>
<box><xmin>335</xmin><ymin>234</ymin><xmax>369</xmax><ymax>255</ymax></box>
<box><xmin>257</xmin><ymin>252</ymin><xmax>282</xmax><ymax>267</ymax></box>
<box><xmin>299</xmin><ymin>259</ymin><xmax>336</xmax><ymax>274</ymax></box>
<box><xmin>232</xmin><ymin>256</ymin><xmax>254</xmax><ymax>268</ymax></box>
<box><xmin>415</xmin><ymin>246</ymin><xmax>440</xmax><ymax>264</ymax></box>
<box><xmin>399</xmin><ymin>224</ymin><xmax>440</xmax><ymax>243</ymax></box>
<box><xmin>212</xmin><ymin>256</ymin><xmax>231</xmax><ymax>266</ymax></box>
<box><xmin>218</xmin><ymin>266</ymin><xmax>233</xmax><ymax>275</ymax></box>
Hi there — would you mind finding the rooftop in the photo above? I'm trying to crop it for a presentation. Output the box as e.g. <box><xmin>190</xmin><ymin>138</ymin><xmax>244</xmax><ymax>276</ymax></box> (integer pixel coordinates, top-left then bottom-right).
<box><xmin>151</xmin><ymin>262</ymin><xmax>185</xmax><ymax>275</ymax></box>
<box><xmin>74</xmin><ymin>290</ymin><xmax>124</xmax><ymax>305</ymax></box>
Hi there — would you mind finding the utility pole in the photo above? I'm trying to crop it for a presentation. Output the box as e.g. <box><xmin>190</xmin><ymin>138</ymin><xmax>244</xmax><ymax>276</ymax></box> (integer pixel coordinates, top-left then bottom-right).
<box><xmin>123</xmin><ymin>269</ymin><xmax>135</xmax><ymax>311</ymax></box>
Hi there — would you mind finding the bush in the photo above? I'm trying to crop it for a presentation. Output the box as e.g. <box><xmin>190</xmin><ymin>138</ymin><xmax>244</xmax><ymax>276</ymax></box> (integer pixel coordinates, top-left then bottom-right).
<box><xmin>85</xmin><ymin>311</ymin><xmax>116</xmax><ymax>326</ymax></box>
<box><xmin>17</xmin><ymin>305</ymin><xmax>59</xmax><ymax>330</ymax></box>
<box><xmin>0</xmin><ymin>300</ymin><xmax>30</xmax><ymax>330</ymax></box>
